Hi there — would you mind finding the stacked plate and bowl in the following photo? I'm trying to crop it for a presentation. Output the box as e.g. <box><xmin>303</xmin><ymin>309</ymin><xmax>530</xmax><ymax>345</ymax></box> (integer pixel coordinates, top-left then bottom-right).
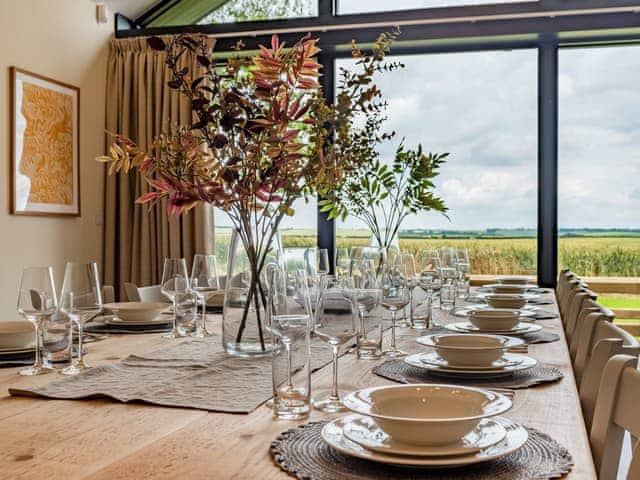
<box><xmin>321</xmin><ymin>383</ymin><xmax>528</xmax><ymax>468</ymax></box>
<box><xmin>101</xmin><ymin>302</ymin><xmax>171</xmax><ymax>330</ymax></box>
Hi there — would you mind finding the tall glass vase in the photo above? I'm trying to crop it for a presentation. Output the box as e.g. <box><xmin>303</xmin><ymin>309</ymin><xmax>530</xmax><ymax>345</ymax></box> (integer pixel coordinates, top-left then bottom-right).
<box><xmin>222</xmin><ymin>228</ymin><xmax>282</xmax><ymax>357</ymax></box>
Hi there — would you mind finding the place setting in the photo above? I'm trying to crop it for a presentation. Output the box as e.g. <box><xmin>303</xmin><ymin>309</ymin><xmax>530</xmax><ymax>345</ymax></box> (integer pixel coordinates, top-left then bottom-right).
<box><xmin>373</xmin><ymin>329</ymin><xmax>563</xmax><ymax>390</ymax></box>
<box><xmin>270</xmin><ymin>384</ymin><xmax>573</xmax><ymax>479</ymax></box>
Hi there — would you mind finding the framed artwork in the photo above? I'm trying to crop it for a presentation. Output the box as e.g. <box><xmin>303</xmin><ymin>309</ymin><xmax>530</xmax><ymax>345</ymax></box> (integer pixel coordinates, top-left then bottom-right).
<box><xmin>10</xmin><ymin>67</ymin><xmax>80</xmax><ymax>216</ymax></box>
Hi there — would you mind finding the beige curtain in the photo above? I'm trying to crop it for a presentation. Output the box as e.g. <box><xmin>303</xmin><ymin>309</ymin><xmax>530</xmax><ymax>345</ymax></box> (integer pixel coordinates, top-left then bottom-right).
<box><xmin>103</xmin><ymin>36</ymin><xmax>214</xmax><ymax>298</ymax></box>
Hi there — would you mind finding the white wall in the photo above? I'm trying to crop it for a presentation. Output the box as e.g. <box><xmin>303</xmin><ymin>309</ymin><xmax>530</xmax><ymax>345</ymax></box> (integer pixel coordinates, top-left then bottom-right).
<box><xmin>0</xmin><ymin>0</ymin><xmax>112</xmax><ymax>318</ymax></box>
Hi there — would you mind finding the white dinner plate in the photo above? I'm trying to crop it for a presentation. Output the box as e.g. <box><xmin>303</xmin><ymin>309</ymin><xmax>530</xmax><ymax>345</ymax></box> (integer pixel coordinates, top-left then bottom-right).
<box><xmin>104</xmin><ymin>316</ymin><xmax>171</xmax><ymax>326</ymax></box>
<box><xmin>406</xmin><ymin>352</ymin><xmax>537</xmax><ymax>375</ymax></box>
<box><xmin>342</xmin><ymin>414</ymin><xmax>506</xmax><ymax>457</ymax></box>
<box><xmin>454</xmin><ymin>306</ymin><xmax>535</xmax><ymax>319</ymax></box>
<box><xmin>418</xmin><ymin>352</ymin><xmax>524</xmax><ymax>370</ymax></box>
<box><xmin>445</xmin><ymin>321</ymin><xmax>542</xmax><ymax>335</ymax></box>
<box><xmin>321</xmin><ymin>415</ymin><xmax>528</xmax><ymax>468</ymax></box>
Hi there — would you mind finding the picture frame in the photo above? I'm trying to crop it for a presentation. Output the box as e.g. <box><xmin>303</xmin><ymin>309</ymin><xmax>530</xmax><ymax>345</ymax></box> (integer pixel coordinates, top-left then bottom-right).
<box><xmin>10</xmin><ymin>67</ymin><xmax>80</xmax><ymax>216</ymax></box>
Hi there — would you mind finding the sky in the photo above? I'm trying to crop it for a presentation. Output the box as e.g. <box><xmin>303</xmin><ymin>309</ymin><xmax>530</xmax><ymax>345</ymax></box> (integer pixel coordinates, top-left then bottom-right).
<box><xmin>216</xmin><ymin>24</ymin><xmax>640</xmax><ymax>232</ymax></box>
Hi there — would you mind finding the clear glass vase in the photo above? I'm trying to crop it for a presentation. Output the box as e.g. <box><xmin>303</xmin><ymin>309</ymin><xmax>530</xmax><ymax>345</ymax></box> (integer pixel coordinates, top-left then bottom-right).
<box><xmin>222</xmin><ymin>228</ymin><xmax>282</xmax><ymax>357</ymax></box>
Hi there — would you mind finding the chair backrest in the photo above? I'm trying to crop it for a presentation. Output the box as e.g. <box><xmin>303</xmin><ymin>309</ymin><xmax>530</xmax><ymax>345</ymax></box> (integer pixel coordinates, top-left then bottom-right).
<box><xmin>138</xmin><ymin>285</ymin><xmax>170</xmax><ymax>303</ymax></box>
<box><xmin>580</xmin><ymin>322</ymin><xmax>640</xmax><ymax>431</ymax></box>
<box><xmin>560</xmin><ymin>279</ymin><xmax>582</xmax><ymax>319</ymax></box>
<box><xmin>123</xmin><ymin>282</ymin><xmax>141</xmax><ymax>302</ymax></box>
<box><xmin>570</xmin><ymin>299</ymin><xmax>615</xmax><ymax>361</ymax></box>
<box><xmin>565</xmin><ymin>290</ymin><xmax>597</xmax><ymax>341</ymax></box>
<box><xmin>575</xmin><ymin>312</ymin><xmax>609</xmax><ymax>381</ymax></box>
<box><xmin>590</xmin><ymin>354</ymin><xmax>640</xmax><ymax>479</ymax></box>
<box><xmin>556</xmin><ymin>270</ymin><xmax>576</xmax><ymax>305</ymax></box>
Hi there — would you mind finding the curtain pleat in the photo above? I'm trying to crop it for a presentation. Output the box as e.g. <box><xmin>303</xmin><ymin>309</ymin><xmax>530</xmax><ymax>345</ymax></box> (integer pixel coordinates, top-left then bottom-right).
<box><xmin>103</xmin><ymin>36</ymin><xmax>214</xmax><ymax>298</ymax></box>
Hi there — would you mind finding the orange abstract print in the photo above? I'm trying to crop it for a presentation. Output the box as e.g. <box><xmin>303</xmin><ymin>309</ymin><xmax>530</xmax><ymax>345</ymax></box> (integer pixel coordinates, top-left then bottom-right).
<box><xmin>19</xmin><ymin>82</ymin><xmax>73</xmax><ymax>205</ymax></box>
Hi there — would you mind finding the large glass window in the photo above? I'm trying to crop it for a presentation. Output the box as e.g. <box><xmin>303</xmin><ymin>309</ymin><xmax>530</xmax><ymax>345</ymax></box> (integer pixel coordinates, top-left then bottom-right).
<box><xmin>335</xmin><ymin>49</ymin><xmax>538</xmax><ymax>276</ymax></box>
<box><xmin>199</xmin><ymin>0</ymin><xmax>317</xmax><ymax>24</ymax></box>
<box><xmin>337</xmin><ymin>0</ymin><xmax>532</xmax><ymax>15</ymax></box>
<box><xmin>558</xmin><ymin>45</ymin><xmax>640</xmax><ymax>281</ymax></box>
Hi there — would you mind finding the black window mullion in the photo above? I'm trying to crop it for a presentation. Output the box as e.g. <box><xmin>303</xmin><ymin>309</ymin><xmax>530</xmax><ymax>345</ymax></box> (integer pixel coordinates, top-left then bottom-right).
<box><xmin>537</xmin><ymin>34</ymin><xmax>559</xmax><ymax>288</ymax></box>
<box><xmin>317</xmin><ymin>50</ymin><xmax>337</xmax><ymax>273</ymax></box>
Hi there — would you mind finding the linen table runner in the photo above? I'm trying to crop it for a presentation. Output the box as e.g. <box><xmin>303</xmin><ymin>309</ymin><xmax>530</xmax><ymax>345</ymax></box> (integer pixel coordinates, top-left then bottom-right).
<box><xmin>9</xmin><ymin>335</ymin><xmax>340</xmax><ymax>413</ymax></box>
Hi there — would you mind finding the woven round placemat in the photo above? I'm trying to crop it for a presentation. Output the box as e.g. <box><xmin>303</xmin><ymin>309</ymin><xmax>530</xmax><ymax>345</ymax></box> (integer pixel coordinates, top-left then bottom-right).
<box><xmin>270</xmin><ymin>421</ymin><xmax>573</xmax><ymax>480</ymax></box>
<box><xmin>372</xmin><ymin>359</ymin><xmax>563</xmax><ymax>389</ymax></box>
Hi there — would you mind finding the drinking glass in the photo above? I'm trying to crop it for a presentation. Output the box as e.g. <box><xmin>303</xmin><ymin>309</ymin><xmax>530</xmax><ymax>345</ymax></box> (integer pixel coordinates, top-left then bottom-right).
<box><xmin>269</xmin><ymin>268</ymin><xmax>313</xmax><ymax>419</ymax></box>
<box><xmin>313</xmin><ymin>276</ymin><xmax>358</xmax><ymax>412</ymax></box>
<box><xmin>190</xmin><ymin>254</ymin><xmax>220</xmax><ymax>337</ymax></box>
<box><xmin>59</xmin><ymin>262</ymin><xmax>102</xmax><ymax>375</ymax></box>
<box><xmin>16</xmin><ymin>267</ymin><xmax>58</xmax><ymax>376</ymax></box>
<box><xmin>175</xmin><ymin>289</ymin><xmax>199</xmax><ymax>336</ymax></box>
<box><xmin>415</xmin><ymin>249</ymin><xmax>441</xmax><ymax>326</ymax></box>
<box><xmin>161</xmin><ymin>258</ymin><xmax>189</xmax><ymax>338</ymax></box>
<box><xmin>455</xmin><ymin>248</ymin><xmax>471</xmax><ymax>300</ymax></box>
<box><xmin>393</xmin><ymin>253</ymin><xmax>417</xmax><ymax>328</ymax></box>
<box><xmin>440</xmin><ymin>281</ymin><xmax>457</xmax><ymax>311</ymax></box>
<box><xmin>283</xmin><ymin>247</ymin><xmax>317</xmax><ymax>280</ymax></box>
<box><xmin>347</xmin><ymin>260</ymin><xmax>382</xmax><ymax>359</ymax></box>
<box><xmin>380</xmin><ymin>264</ymin><xmax>410</xmax><ymax>357</ymax></box>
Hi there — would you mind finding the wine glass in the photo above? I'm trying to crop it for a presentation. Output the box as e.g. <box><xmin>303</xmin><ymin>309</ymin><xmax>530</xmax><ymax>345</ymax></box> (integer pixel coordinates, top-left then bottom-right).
<box><xmin>16</xmin><ymin>267</ymin><xmax>58</xmax><ymax>376</ymax></box>
<box><xmin>59</xmin><ymin>262</ymin><xmax>102</xmax><ymax>375</ymax></box>
<box><xmin>313</xmin><ymin>276</ymin><xmax>358</xmax><ymax>412</ymax></box>
<box><xmin>455</xmin><ymin>248</ymin><xmax>471</xmax><ymax>299</ymax></box>
<box><xmin>393</xmin><ymin>253</ymin><xmax>417</xmax><ymax>328</ymax></box>
<box><xmin>347</xmin><ymin>260</ymin><xmax>382</xmax><ymax>359</ymax></box>
<box><xmin>352</xmin><ymin>246</ymin><xmax>387</xmax><ymax>277</ymax></box>
<box><xmin>268</xmin><ymin>268</ymin><xmax>313</xmax><ymax>413</ymax></box>
<box><xmin>381</xmin><ymin>263</ymin><xmax>410</xmax><ymax>357</ymax></box>
<box><xmin>161</xmin><ymin>258</ymin><xmax>189</xmax><ymax>338</ymax></box>
<box><xmin>416</xmin><ymin>249</ymin><xmax>441</xmax><ymax>325</ymax></box>
<box><xmin>190</xmin><ymin>254</ymin><xmax>220</xmax><ymax>337</ymax></box>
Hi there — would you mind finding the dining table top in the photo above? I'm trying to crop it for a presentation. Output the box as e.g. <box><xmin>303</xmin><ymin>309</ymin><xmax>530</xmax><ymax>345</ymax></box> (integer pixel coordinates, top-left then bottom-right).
<box><xmin>0</xmin><ymin>291</ymin><xmax>596</xmax><ymax>479</ymax></box>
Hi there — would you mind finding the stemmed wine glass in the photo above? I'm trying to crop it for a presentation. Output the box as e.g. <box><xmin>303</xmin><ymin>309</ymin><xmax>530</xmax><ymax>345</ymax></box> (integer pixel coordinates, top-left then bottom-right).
<box><xmin>352</xmin><ymin>246</ymin><xmax>387</xmax><ymax>277</ymax></box>
<box><xmin>416</xmin><ymin>249</ymin><xmax>441</xmax><ymax>326</ymax></box>
<box><xmin>381</xmin><ymin>263</ymin><xmax>410</xmax><ymax>357</ymax></box>
<box><xmin>59</xmin><ymin>262</ymin><xmax>103</xmax><ymax>375</ymax></box>
<box><xmin>347</xmin><ymin>259</ymin><xmax>382</xmax><ymax>359</ymax></box>
<box><xmin>161</xmin><ymin>258</ymin><xmax>189</xmax><ymax>338</ymax></box>
<box><xmin>335</xmin><ymin>247</ymin><xmax>352</xmax><ymax>279</ymax></box>
<box><xmin>317</xmin><ymin>248</ymin><xmax>330</xmax><ymax>276</ymax></box>
<box><xmin>16</xmin><ymin>267</ymin><xmax>58</xmax><ymax>376</ymax></box>
<box><xmin>190</xmin><ymin>254</ymin><xmax>220</xmax><ymax>337</ymax></box>
<box><xmin>313</xmin><ymin>276</ymin><xmax>358</xmax><ymax>412</ymax></box>
<box><xmin>393</xmin><ymin>253</ymin><xmax>417</xmax><ymax>328</ymax></box>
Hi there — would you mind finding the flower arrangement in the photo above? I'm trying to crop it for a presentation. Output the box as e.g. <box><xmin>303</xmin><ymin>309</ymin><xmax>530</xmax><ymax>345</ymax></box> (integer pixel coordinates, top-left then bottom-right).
<box><xmin>99</xmin><ymin>31</ymin><xmax>401</xmax><ymax>354</ymax></box>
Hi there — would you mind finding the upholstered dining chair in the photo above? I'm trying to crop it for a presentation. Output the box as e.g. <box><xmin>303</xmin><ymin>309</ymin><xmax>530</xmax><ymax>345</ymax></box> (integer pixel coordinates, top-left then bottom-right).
<box><xmin>590</xmin><ymin>354</ymin><xmax>640</xmax><ymax>480</ymax></box>
<box><xmin>569</xmin><ymin>298</ymin><xmax>615</xmax><ymax>361</ymax></box>
<box><xmin>556</xmin><ymin>270</ymin><xmax>576</xmax><ymax>309</ymax></box>
<box><xmin>579</xmin><ymin>321</ymin><xmax>640</xmax><ymax>431</ymax></box>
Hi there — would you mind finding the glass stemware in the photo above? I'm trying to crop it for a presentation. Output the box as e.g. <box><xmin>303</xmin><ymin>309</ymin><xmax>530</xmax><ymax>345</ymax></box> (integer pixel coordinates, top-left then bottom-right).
<box><xmin>317</xmin><ymin>248</ymin><xmax>330</xmax><ymax>276</ymax></box>
<box><xmin>16</xmin><ymin>267</ymin><xmax>58</xmax><ymax>376</ymax></box>
<box><xmin>347</xmin><ymin>260</ymin><xmax>382</xmax><ymax>359</ymax></box>
<box><xmin>59</xmin><ymin>262</ymin><xmax>102</xmax><ymax>375</ymax></box>
<box><xmin>161</xmin><ymin>258</ymin><xmax>189</xmax><ymax>338</ymax></box>
<box><xmin>313</xmin><ymin>276</ymin><xmax>358</xmax><ymax>412</ymax></box>
<box><xmin>190</xmin><ymin>254</ymin><xmax>220</xmax><ymax>337</ymax></box>
<box><xmin>351</xmin><ymin>246</ymin><xmax>387</xmax><ymax>277</ymax></box>
<box><xmin>416</xmin><ymin>249</ymin><xmax>441</xmax><ymax>327</ymax></box>
<box><xmin>393</xmin><ymin>253</ymin><xmax>417</xmax><ymax>328</ymax></box>
<box><xmin>268</xmin><ymin>267</ymin><xmax>313</xmax><ymax>419</ymax></box>
<box><xmin>381</xmin><ymin>263</ymin><xmax>410</xmax><ymax>357</ymax></box>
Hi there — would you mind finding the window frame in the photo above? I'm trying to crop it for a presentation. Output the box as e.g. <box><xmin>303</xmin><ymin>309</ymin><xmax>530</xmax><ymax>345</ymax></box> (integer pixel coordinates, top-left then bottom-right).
<box><xmin>114</xmin><ymin>0</ymin><xmax>640</xmax><ymax>286</ymax></box>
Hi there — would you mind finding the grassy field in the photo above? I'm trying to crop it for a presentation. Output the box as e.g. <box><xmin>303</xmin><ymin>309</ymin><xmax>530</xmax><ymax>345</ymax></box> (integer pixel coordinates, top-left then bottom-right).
<box><xmin>599</xmin><ymin>295</ymin><xmax>640</xmax><ymax>309</ymax></box>
<box><xmin>214</xmin><ymin>229</ymin><xmax>640</xmax><ymax>278</ymax></box>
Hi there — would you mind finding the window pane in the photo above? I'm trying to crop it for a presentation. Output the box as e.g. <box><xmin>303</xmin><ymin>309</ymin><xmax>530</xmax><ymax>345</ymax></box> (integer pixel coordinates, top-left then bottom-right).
<box><xmin>214</xmin><ymin>197</ymin><xmax>317</xmax><ymax>274</ymax></box>
<box><xmin>338</xmin><ymin>0</ymin><xmax>531</xmax><ymax>15</ymax></box>
<box><xmin>335</xmin><ymin>49</ymin><xmax>538</xmax><ymax>276</ymax></box>
<box><xmin>559</xmin><ymin>46</ymin><xmax>640</xmax><ymax>282</ymax></box>
<box><xmin>199</xmin><ymin>0</ymin><xmax>317</xmax><ymax>24</ymax></box>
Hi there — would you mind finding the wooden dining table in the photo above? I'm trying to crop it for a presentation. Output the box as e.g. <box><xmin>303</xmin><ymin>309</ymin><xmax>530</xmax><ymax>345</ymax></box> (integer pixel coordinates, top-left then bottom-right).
<box><xmin>0</xmin><ymin>292</ymin><xmax>596</xmax><ymax>479</ymax></box>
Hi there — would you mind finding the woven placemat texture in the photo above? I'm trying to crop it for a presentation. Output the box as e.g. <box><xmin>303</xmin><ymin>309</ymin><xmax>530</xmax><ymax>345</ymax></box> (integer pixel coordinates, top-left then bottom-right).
<box><xmin>373</xmin><ymin>359</ymin><xmax>563</xmax><ymax>390</ymax></box>
<box><xmin>270</xmin><ymin>421</ymin><xmax>573</xmax><ymax>480</ymax></box>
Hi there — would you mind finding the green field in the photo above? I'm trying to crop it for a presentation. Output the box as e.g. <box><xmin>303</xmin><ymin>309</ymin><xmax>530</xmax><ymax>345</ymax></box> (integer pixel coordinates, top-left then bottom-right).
<box><xmin>599</xmin><ymin>295</ymin><xmax>640</xmax><ymax>309</ymax></box>
<box><xmin>214</xmin><ymin>228</ymin><xmax>640</xmax><ymax>278</ymax></box>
